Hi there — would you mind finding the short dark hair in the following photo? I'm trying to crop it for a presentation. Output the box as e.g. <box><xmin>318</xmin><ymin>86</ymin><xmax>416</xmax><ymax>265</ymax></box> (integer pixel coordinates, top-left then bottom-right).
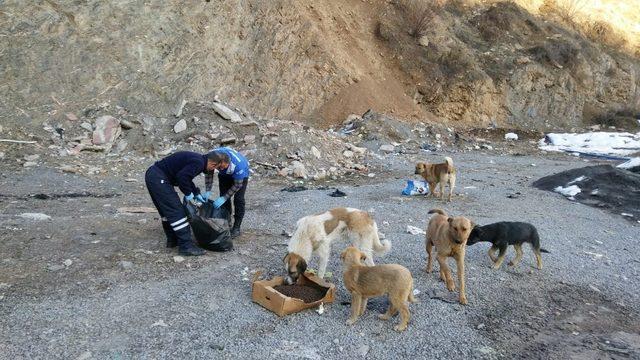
<box><xmin>207</xmin><ymin>151</ymin><xmax>230</xmax><ymax>163</ymax></box>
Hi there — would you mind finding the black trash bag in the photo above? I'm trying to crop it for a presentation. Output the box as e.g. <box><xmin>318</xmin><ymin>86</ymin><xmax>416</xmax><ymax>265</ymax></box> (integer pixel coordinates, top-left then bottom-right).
<box><xmin>183</xmin><ymin>200</ymin><xmax>233</xmax><ymax>252</ymax></box>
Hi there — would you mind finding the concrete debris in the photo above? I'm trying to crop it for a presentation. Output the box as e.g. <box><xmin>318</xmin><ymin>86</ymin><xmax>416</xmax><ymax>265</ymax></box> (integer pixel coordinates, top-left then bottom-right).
<box><xmin>92</xmin><ymin>115</ymin><xmax>121</xmax><ymax>147</ymax></box>
<box><xmin>212</xmin><ymin>102</ymin><xmax>243</xmax><ymax>123</ymax></box>
<box><xmin>173</xmin><ymin>119</ymin><xmax>187</xmax><ymax>133</ymax></box>
<box><xmin>19</xmin><ymin>213</ymin><xmax>52</xmax><ymax>221</ymax></box>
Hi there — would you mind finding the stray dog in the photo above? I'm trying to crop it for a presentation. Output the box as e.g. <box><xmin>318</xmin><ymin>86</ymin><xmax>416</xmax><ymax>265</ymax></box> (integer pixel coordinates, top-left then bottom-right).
<box><xmin>467</xmin><ymin>222</ymin><xmax>549</xmax><ymax>270</ymax></box>
<box><xmin>341</xmin><ymin>246</ymin><xmax>415</xmax><ymax>332</ymax></box>
<box><xmin>415</xmin><ymin>156</ymin><xmax>456</xmax><ymax>201</ymax></box>
<box><xmin>425</xmin><ymin>209</ymin><xmax>472</xmax><ymax>305</ymax></box>
<box><xmin>284</xmin><ymin>207</ymin><xmax>391</xmax><ymax>284</ymax></box>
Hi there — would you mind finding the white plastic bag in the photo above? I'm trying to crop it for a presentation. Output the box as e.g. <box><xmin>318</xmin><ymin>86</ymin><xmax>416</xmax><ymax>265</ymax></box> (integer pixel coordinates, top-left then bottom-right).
<box><xmin>402</xmin><ymin>180</ymin><xmax>430</xmax><ymax>196</ymax></box>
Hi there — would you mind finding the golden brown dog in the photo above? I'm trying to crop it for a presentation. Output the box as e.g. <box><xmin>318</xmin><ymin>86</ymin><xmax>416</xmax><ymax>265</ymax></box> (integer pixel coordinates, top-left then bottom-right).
<box><xmin>415</xmin><ymin>156</ymin><xmax>456</xmax><ymax>201</ymax></box>
<box><xmin>341</xmin><ymin>246</ymin><xmax>415</xmax><ymax>332</ymax></box>
<box><xmin>425</xmin><ymin>209</ymin><xmax>472</xmax><ymax>305</ymax></box>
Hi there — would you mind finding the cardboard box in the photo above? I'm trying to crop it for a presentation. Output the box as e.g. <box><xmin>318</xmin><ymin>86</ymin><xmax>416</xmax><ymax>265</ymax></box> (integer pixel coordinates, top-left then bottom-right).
<box><xmin>251</xmin><ymin>272</ymin><xmax>335</xmax><ymax>316</ymax></box>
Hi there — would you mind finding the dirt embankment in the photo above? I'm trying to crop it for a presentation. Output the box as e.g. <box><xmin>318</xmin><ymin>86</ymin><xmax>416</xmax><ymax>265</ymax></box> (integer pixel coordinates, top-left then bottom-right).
<box><xmin>1</xmin><ymin>0</ymin><xmax>639</xmax><ymax>135</ymax></box>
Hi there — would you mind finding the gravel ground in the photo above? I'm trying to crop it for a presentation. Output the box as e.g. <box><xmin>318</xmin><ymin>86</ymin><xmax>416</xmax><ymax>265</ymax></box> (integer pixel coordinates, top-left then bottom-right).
<box><xmin>1</xmin><ymin>151</ymin><xmax>639</xmax><ymax>359</ymax></box>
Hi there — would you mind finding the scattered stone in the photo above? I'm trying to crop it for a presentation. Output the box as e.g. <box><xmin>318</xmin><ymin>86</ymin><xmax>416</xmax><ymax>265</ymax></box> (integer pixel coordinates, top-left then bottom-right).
<box><xmin>24</xmin><ymin>154</ymin><xmax>40</xmax><ymax>161</ymax></box>
<box><xmin>92</xmin><ymin>115</ymin><xmax>121</xmax><ymax>147</ymax></box>
<box><xmin>243</xmin><ymin>135</ymin><xmax>256</xmax><ymax>143</ymax></box>
<box><xmin>477</xmin><ymin>323</ymin><xmax>485</xmax><ymax>329</ymax></box>
<box><xmin>19</xmin><ymin>213</ymin><xmax>51</xmax><ymax>221</ymax></box>
<box><xmin>505</xmin><ymin>132</ymin><xmax>519</xmax><ymax>141</ymax></box>
<box><xmin>356</xmin><ymin>344</ymin><xmax>370</xmax><ymax>357</ymax></box>
<box><xmin>311</xmin><ymin>146</ymin><xmax>321</xmax><ymax>159</ymax></box>
<box><xmin>173</xmin><ymin>119</ymin><xmax>187</xmax><ymax>133</ymax></box>
<box><xmin>63</xmin><ymin>259</ymin><xmax>73</xmax><ymax>267</ymax></box>
<box><xmin>278</xmin><ymin>168</ymin><xmax>290</xmax><ymax>177</ymax></box>
<box><xmin>481</xmin><ymin>144</ymin><xmax>493</xmax><ymax>150</ymax></box>
<box><xmin>173</xmin><ymin>256</ymin><xmax>185</xmax><ymax>263</ymax></box>
<box><xmin>220</xmin><ymin>137</ymin><xmax>237</xmax><ymax>145</ymax></box>
<box><xmin>120</xmin><ymin>119</ymin><xmax>134</xmax><ymax>130</ymax></box>
<box><xmin>174</xmin><ymin>99</ymin><xmax>188</xmax><ymax>117</ymax></box>
<box><xmin>47</xmin><ymin>264</ymin><xmax>65</xmax><ymax>272</ymax></box>
<box><xmin>23</xmin><ymin>161</ymin><xmax>37</xmax><ymax>167</ymax></box>
<box><xmin>65</xmin><ymin>113</ymin><xmax>78</xmax><ymax>121</ymax></box>
<box><xmin>0</xmin><ymin>152</ymin><xmax>4</xmax><ymax>160</ymax></box>
<box><xmin>80</xmin><ymin>122</ymin><xmax>93</xmax><ymax>132</ymax></box>
<box><xmin>379</xmin><ymin>144</ymin><xmax>395</xmax><ymax>153</ymax></box>
<box><xmin>212</xmin><ymin>102</ymin><xmax>243</xmax><ymax>123</ymax></box>
<box><xmin>406</xmin><ymin>225</ymin><xmax>426</xmax><ymax>235</ymax></box>
<box><xmin>418</xmin><ymin>35</ymin><xmax>429</xmax><ymax>47</ymax></box>
<box><xmin>343</xmin><ymin>150</ymin><xmax>354</xmax><ymax>158</ymax></box>
<box><xmin>291</xmin><ymin>161</ymin><xmax>307</xmax><ymax>178</ymax></box>
<box><xmin>118</xmin><ymin>261</ymin><xmax>134</xmax><ymax>270</ymax></box>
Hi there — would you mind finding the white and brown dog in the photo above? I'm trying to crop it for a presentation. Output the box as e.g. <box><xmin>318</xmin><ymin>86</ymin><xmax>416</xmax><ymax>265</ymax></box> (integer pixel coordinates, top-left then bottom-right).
<box><xmin>284</xmin><ymin>207</ymin><xmax>391</xmax><ymax>284</ymax></box>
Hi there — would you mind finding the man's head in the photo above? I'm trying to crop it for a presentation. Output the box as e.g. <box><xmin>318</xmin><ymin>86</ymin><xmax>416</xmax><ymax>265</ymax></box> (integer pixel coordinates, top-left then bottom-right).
<box><xmin>207</xmin><ymin>151</ymin><xmax>230</xmax><ymax>172</ymax></box>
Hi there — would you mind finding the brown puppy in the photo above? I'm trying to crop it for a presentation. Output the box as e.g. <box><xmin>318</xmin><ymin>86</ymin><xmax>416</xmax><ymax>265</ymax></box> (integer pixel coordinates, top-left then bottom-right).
<box><xmin>414</xmin><ymin>156</ymin><xmax>456</xmax><ymax>201</ymax></box>
<box><xmin>341</xmin><ymin>246</ymin><xmax>415</xmax><ymax>332</ymax></box>
<box><xmin>425</xmin><ymin>209</ymin><xmax>472</xmax><ymax>305</ymax></box>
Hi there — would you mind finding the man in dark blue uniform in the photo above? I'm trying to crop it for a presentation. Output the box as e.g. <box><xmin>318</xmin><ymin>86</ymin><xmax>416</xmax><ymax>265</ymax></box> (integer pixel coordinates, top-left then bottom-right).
<box><xmin>202</xmin><ymin>147</ymin><xmax>250</xmax><ymax>238</ymax></box>
<box><xmin>145</xmin><ymin>151</ymin><xmax>217</xmax><ymax>256</ymax></box>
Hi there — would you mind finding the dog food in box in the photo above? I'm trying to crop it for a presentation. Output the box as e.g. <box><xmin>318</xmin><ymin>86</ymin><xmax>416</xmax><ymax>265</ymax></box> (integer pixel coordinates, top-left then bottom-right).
<box><xmin>251</xmin><ymin>272</ymin><xmax>335</xmax><ymax>316</ymax></box>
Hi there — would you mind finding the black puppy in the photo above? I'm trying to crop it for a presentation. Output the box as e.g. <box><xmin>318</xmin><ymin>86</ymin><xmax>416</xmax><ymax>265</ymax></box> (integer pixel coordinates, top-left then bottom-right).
<box><xmin>467</xmin><ymin>222</ymin><xmax>549</xmax><ymax>270</ymax></box>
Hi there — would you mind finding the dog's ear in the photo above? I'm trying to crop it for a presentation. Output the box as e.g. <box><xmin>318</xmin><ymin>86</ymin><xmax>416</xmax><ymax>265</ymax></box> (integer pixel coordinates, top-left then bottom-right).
<box><xmin>448</xmin><ymin>217</ymin><xmax>453</xmax><ymax>224</ymax></box>
<box><xmin>340</xmin><ymin>250</ymin><xmax>346</xmax><ymax>262</ymax></box>
<box><xmin>360</xmin><ymin>252</ymin><xmax>367</xmax><ymax>262</ymax></box>
<box><xmin>283</xmin><ymin>253</ymin><xmax>290</xmax><ymax>265</ymax></box>
<box><xmin>297</xmin><ymin>257</ymin><xmax>307</xmax><ymax>275</ymax></box>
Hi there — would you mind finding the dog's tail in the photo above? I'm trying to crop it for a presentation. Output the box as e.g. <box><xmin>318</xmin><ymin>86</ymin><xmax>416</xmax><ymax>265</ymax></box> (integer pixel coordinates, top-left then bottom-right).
<box><xmin>371</xmin><ymin>222</ymin><xmax>391</xmax><ymax>254</ymax></box>
<box><xmin>428</xmin><ymin>208</ymin><xmax>447</xmax><ymax>216</ymax></box>
<box><xmin>444</xmin><ymin>156</ymin><xmax>454</xmax><ymax>173</ymax></box>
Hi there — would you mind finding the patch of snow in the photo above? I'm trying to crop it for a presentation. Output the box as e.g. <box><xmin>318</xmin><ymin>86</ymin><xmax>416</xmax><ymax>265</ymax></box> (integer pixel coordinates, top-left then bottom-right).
<box><xmin>539</xmin><ymin>132</ymin><xmax>640</xmax><ymax>156</ymax></box>
<box><xmin>568</xmin><ymin>176</ymin><xmax>587</xmax><ymax>185</ymax></box>
<box><xmin>554</xmin><ymin>185</ymin><xmax>581</xmax><ymax>198</ymax></box>
<box><xmin>617</xmin><ymin>157</ymin><xmax>640</xmax><ymax>169</ymax></box>
<box><xmin>505</xmin><ymin>132</ymin><xmax>518</xmax><ymax>141</ymax></box>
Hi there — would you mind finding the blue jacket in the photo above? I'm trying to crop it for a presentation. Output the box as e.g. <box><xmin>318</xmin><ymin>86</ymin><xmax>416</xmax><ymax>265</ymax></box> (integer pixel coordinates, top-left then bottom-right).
<box><xmin>155</xmin><ymin>151</ymin><xmax>207</xmax><ymax>196</ymax></box>
<box><xmin>213</xmin><ymin>147</ymin><xmax>250</xmax><ymax>180</ymax></box>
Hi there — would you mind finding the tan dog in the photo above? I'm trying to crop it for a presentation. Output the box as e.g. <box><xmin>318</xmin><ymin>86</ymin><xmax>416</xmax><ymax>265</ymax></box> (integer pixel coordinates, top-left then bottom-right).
<box><xmin>341</xmin><ymin>246</ymin><xmax>415</xmax><ymax>332</ymax></box>
<box><xmin>425</xmin><ymin>209</ymin><xmax>472</xmax><ymax>305</ymax></box>
<box><xmin>415</xmin><ymin>157</ymin><xmax>456</xmax><ymax>201</ymax></box>
<box><xmin>284</xmin><ymin>207</ymin><xmax>391</xmax><ymax>284</ymax></box>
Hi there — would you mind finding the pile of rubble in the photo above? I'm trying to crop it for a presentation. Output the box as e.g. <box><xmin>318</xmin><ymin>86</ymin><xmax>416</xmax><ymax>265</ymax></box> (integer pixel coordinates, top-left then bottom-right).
<box><xmin>8</xmin><ymin>99</ymin><xmax>541</xmax><ymax>181</ymax></box>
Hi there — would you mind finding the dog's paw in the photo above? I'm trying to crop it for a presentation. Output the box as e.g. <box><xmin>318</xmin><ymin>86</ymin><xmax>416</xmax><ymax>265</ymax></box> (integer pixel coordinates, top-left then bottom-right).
<box><xmin>378</xmin><ymin>314</ymin><xmax>391</xmax><ymax>321</ymax></box>
<box><xmin>459</xmin><ymin>296</ymin><xmax>468</xmax><ymax>305</ymax></box>
<box><xmin>346</xmin><ymin>318</ymin><xmax>357</xmax><ymax>326</ymax></box>
<box><xmin>446</xmin><ymin>282</ymin><xmax>456</xmax><ymax>292</ymax></box>
<box><xmin>491</xmin><ymin>264</ymin><xmax>501</xmax><ymax>270</ymax></box>
<box><xmin>393</xmin><ymin>324</ymin><xmax>407</xmax><ymax>332</ymax></box>
<box><xmin>508</xmin><ymin>261</ymin><xmax>514</xmax><ymax>266</ymax></box>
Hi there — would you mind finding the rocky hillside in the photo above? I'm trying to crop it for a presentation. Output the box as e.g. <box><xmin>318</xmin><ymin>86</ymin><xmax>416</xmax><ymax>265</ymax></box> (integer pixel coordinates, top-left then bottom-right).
<box><xmin>1</xmin><ymin>0</ymin><xmax>639</xmax><ymax>134</ymax></box>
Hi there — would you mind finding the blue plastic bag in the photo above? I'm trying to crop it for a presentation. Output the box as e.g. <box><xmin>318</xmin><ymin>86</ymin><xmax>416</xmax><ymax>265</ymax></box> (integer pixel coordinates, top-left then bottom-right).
<box><xmin>402</xmin><ymin>180</ymin><xmax>430</xmax><ymax>196</ymax></box>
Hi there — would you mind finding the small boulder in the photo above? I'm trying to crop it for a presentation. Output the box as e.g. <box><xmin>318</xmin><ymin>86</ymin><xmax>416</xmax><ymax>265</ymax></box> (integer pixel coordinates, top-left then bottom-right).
<box><xmin>379</xmin><ymin>144</ymin><xmax>395</xmax><ymax>153</ymax></box>
<box><xmin>291</xmin><ymin>161</ymin><xmax>307</xmax><ymax>178</ymax></box>
<box><xmin>212</xmin><ymin>102</ymin><xmax>242</xmax><ymax>123</ymax></box>
<box><xmin>173</xmin><ymin>119</ymin><xmax>187</xmax><ymax>133</ymax></box>
<box><xmin>92</xmin><ymin>115</ymin><xmax>121</xmax><ymax>146</ymax></box>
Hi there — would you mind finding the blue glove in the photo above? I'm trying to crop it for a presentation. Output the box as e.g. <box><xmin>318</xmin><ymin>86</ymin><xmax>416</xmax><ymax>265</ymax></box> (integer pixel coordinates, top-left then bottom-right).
<box><xmin>184</xmin><ymin>193</ymin><xmax>194</xmax><ymax>202</ymax></box>
<box><xmin>213</xmin><ymin>196</ymin><xmax>226</xmax><ymax>209</ymax></box>
<box><xmin>202</xmin><ymin>191</ymin><xmax>212</xmax><ymax>201</ymax></box>
<box><xmin>195</xmin><ymin>194</ymin><xmax>205</xmax><ymax>203</ymax></box>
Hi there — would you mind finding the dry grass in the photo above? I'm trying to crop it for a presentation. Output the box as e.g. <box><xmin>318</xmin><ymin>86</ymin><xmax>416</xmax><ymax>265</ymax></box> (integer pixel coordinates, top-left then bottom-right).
<box><xmin>513</xmin><ymin>0</ymin><xmax>640</xmax><ymax>55</ymax></box>
<box><xmin>401</xmin><ymin>0</ymin><xmax>445</xmax><ymax>38</ymax></box>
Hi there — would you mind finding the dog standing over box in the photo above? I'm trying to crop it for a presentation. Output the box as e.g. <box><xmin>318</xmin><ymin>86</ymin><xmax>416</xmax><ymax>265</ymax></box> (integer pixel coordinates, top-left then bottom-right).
<box><xmin>341</xmin><ymin>246</ymin><xmax>415</xmax><ymax>332</ymax></box>
<box><xmin>415</xmin><ymin>156</ymin><xmax>456</xmax><ymax>201</ymax></box>
<box><xmin>425</xmin><ymin>208</ymin><xmax>473</xmax><ymax>305</ymax></box>
<box><xmin>284</xmin><ymin>207</ymin><xmax>391</xmax><ymax>284</ymax></box>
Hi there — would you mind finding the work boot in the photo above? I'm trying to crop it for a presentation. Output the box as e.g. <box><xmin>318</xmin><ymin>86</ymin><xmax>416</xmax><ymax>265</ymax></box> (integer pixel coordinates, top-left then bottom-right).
<box><xmin>179</xmin><ymin>243</ymin><xmax>206</xmax><ymax>256</ymax></box>
<box><xmin>230</xmin><ymin>218</ymin><xmax>242</xmax><ymax>238</ymax></box>
<box><xmin>230</xmin><ymin>226</ymin><xmax>241</xmax><ymax>238</ymax></box>
<box><xmin>175</xmin><ymin>225</ymin><xmax>205</xmax><ymax>256</ymax></box>
<box><xmin>162</xmin><ymin>221</ymin><xmax>178</xmax><ymax>248</ymax></box>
